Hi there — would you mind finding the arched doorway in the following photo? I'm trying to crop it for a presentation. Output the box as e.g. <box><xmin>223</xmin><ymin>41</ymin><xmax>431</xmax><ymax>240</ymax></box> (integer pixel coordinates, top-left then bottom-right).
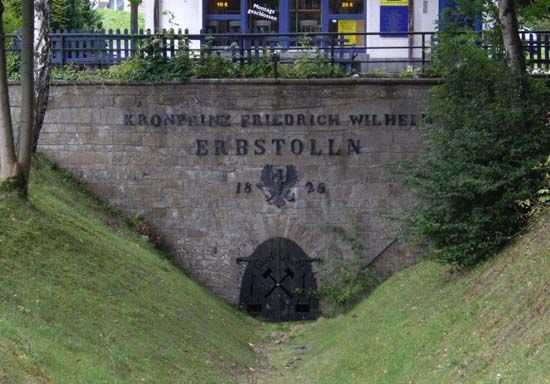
<box><xmin>238</xmin><ymin>237</ymin><xmax>319</xmax><ymax>322</ymax></box>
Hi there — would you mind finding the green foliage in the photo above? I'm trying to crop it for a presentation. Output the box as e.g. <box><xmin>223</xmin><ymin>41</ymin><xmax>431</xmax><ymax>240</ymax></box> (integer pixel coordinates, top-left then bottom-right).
<box><xmin>517</xmin><ymin>0</ymin><xmax>550</xmax><ymax>29</ymax></box>
<box><xmin>192</xmin><ymin>37</ymin><xmax>239</xmax><ymax>78</ymax></box>
<box><xmin>239</xmin><ymin>55</ymin><xmax>274</xmax><ymax>78</ymax></box>
<box><xmin>2</xmin><ymin>0</ymin><xmax>22</xmax><ymax>80</ymax></box>
<box><xmin>516</xmin><ymin>155</ymin><xmax>550</xmax><ymax>217</ymax></box>
<box><xmin>106</xmin><ymin>35</ymin><xmax>193</xmax><ymax>80</ymax></box>
<box><xmin>313</xmin><ymin>268</ymin><xmax>379</xmax><ymax>308</ymax></box>
<box><xmin>96</xmin><ymin>8</ymin><xmax>145</xmax><ymax>32</ymax></box>
<box><xmin>285</xmin><ymin>48</ymin><xmax>345</xmax><ymax>79</ymax></box>
<box><xmin>50</xmin><ymin>64</ymin><xmax>111</xmax><ymax>80</ymax></box>
<box><xmin>400</xmin><ymin>32</ymin><xmax>550</xmax><ymax>267</ymax></box>
<box><xmin>312</xmin><ymin>225</ymin><xmax>379</xmax><ymax>313</ymax></box>
<box><xmin>2</xmin><ymin>0</ymin><xmax>21</xmax><ymax>33</ymax></box>
<box><xmin>51</xmin><ymin>0</ymin><xmax>101</xmax><ymax>31</ymax></box>
<box><xmin>6</xmin><ymin>47</ymin><xmax>20</xmax><ymax>80</ymax></box>
<box><xmin>46</xmin><ymin>32</ymin><xmax>352</xmax><ymax>80</ymax></box>
<box><xmin>280</xmin><ymin>36</ymin><xmax>346</xmax><ymax>79</ymax></box>
<box><xmin>51</xmin><ymin>0</ymin><xmax>71</xmax><ymax>30</ymax></box>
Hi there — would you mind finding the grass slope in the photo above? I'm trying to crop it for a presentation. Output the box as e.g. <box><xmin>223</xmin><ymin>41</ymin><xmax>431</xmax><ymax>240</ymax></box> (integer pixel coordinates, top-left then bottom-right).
<box><xmin>97</xmin><ymin>9</ymin><xmax>145</xmax><ymax>32</ymax></box>
<box><xmin>0</xmin><ymin>158</ymin><xmax>258</xmax><ymax>383</ymax></box>
<box><xmin>262</xmin><ymin>212</ymin><xmax>550</xmax><ymax>384</ymax></box>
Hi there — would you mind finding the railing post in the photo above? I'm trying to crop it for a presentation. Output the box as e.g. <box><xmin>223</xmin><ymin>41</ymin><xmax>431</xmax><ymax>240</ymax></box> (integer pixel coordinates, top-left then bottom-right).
<box><xmin>364</xmin><ymin>31</ymin><xmax>368</xmax><ymax>71</ymax></box>
<box><xmin>421</xmin><ymin>32</ymin><xmax>426</xmax><ymax>73</ymax></box>
<box><xmin>240</xmin><ymin>36</ymin><xmax>245</xmax><ymax>67</ymax></box>
<box><xmin>330</xmin><ymin>33</ymin><xmax>335</xmax><ymax>67</ymax></box>
<box><xmin>545</xmin><ymin>33</ymin><xmax>549</xmax><ymax>70</ymax></box>
<box><xmin>536</xmin><ymin>32</ymin><xmax>542</xmax><ymax>69</ymax></box>
<box><xmin>60</xmin><ymin>34</ymin><xmax>65</xmax><ymax>66</ymax></box>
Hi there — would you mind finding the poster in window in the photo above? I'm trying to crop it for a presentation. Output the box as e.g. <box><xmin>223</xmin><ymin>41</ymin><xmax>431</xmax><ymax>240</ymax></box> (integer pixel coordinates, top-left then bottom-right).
<box><xmin>380</xmin><ymin>0</ymin><xmax>408</xmax><ymax>5</ymax></box>
<box><xmin>380</xmin><ymin>0</ymin><xmax>408</xmax><ymax>36</ymax></box>
<box><xmin>338</xmin><ymin>19</ymin><xmax>357</xmax><ymax>45</ymax></box>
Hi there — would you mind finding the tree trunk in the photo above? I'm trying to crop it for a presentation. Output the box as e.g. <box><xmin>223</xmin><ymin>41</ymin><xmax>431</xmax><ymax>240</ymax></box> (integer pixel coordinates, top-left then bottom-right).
<box><xmin>498</xmin><ymin>0</ymin><xmax>526</xmax><ymax>74</ymax></box>
<box><xmin>154</xmin><ymin>0</ymin><xmax>160</xmax><ymax>32</ymax></box>
<box><xmin>130</xmin><ymin>2</ymin><xmax>139</xmax><ymax>34</ymax></box>
<box><xmin>0</xmin><ymin>0</ymin><xmax>20</xmax><ymax>181</ymax></box>
<box><xmin>408</xmin><ymin>0</ymin><xmax>415</xmax><ymax>63</ymax></box>
<box><xmin>17</xmin><ymin>0</ymin><xmax>35</xmax><ymax>195</ymax></box>
<box><xmin>32</xmin><ymin>0</ymin><xmax>51</xmax><ymax>153</ymax></box>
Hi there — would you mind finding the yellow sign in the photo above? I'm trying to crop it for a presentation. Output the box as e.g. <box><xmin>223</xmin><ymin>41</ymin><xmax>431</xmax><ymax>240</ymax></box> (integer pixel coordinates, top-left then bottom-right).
<box><xmin>338</xmin><ymin>20</ymin><xmax>357</xmax><ymax>46</ymax></box>
<box><xmin>380</xmin><ymin>0</ymin><xmax>408</xmax><ymax>6</ymax></box>
<box><xmin>341</xmin><ymin>1</ymin><xmax>354</xmax><ymax>8</ymax></box>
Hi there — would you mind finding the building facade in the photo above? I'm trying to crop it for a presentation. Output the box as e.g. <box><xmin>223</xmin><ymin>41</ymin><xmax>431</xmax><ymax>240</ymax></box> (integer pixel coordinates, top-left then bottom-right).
<box><xmin>144</xmin><ymin>0</ymin><xmax>450</xmax><ymax>60</ymax></box>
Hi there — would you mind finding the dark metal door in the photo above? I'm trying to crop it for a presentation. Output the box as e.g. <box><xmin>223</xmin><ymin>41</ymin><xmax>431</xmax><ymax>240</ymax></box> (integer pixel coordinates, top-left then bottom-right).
<box><xmin>238</xmin><ymin>237</ymin><xmax>319</xmax><ymax>322</ymax></box>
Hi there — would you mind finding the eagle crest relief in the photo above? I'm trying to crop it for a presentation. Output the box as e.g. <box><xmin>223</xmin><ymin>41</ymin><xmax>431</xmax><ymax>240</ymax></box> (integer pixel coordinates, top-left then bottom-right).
<box><xmin>256</xmin><ymin>164</ymin><xmax>298</xmax><ymax>208</ymax></box>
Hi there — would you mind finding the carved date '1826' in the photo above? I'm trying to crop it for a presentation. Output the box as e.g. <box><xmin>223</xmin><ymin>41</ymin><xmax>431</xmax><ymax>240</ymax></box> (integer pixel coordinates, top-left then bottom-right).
<box><xmin>236</xmin><ymin>181</ymin><xmax>326</xmax><ymax>195</ymax></box>
<box><xmin>236</xmin><ymin>165</ymin><xmax>327</xmax><ymax>207</ymax></box>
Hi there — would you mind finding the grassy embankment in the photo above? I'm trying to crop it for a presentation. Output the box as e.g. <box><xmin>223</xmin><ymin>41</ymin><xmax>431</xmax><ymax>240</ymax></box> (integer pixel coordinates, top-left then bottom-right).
<box><xmin>96</xmin><ymin>9</ymin><xmax>145</xmax><ymax>32</ymax></box>
<box><xmin>1</xmin><ymin>157</ymin><xmax>548</xmax><ymax>383</ymax></box>
<box><xmin>0</xmin><ymin>158</ymin><xmax>258</xmax><ymax>383</ymax></box>
<box><xmin>260</xmin><ymin>212</ymin><xmax>549</xmax><ymax>384</ymax></box>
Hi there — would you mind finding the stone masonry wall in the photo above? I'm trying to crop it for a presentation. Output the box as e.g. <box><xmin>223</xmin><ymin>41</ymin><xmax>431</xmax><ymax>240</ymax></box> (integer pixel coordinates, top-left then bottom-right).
<box><xmin>9</xmin><ymin>79</ymin><xmax>434</xmax><ymax>304</ymax></box>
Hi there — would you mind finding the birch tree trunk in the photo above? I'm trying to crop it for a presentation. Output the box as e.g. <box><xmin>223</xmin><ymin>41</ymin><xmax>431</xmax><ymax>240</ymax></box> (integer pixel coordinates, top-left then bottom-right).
<box><xmin>17</xmin><ymin>0</ymin><xmax>35</xmax><ymax>195</ymax></box>
<box><xmin>32</xmin><ymin>0</ymin><xmax>51</xmax><ymax>153</ymax></box>
<box><xmin>0</xmin><ymin>0</ymin><xmax>20</xmax><ymax>181</ymax></box>
<box><xmin>498</xmin><ymin>0</ymin><xmax>526</xmax><ymax>74</ymax></box>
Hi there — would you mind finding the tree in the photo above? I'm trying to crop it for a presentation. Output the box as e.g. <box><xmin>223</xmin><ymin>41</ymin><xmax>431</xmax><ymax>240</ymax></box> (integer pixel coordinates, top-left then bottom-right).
<box><xmin>0</xmin><ymin>2</ymin><xmax>19</xmax><ymax>184</ymax></box>
<box><xmin>400</xmin><ymin>2</ymin><xmax>550</xmax><ymax>267</ymax></box>
<box><xmin>50</xmin><ymin>0</ymin><xmax>69</xmax><ymax>30</ymax></box>
<box><xmin>50</xmin><ymin>0</ymin><xmax>100</xmax><ymax>31</ymax></box>
<box><xmin>32</xmin><ymin>0</ymin><xmax>51</xmax><ymax>153</ymax></box>
<box><xmin>130</xmin><ymin>0</ymin><xmax>141</xmax><ymax>34</ymax></box>
<box><xmin>0</xmin><ymin>0</ymin><xmax>34</xmax><ymax>195</ymax></box>
<box><xmin>498</xmin><ymin>0</ymin><xmax>526</xmax><ymax>74</ymax></box>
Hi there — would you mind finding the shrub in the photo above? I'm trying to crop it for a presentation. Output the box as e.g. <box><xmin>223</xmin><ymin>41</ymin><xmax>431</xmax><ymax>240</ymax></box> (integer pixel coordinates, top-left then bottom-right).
<box><xmin>51</xmin><ymin>0</ymin><xmax>101</xmax><ymax>31</ymax></box>
<box><xmin>3</xmin><ymin>0</ymin><xmax>21</xmax><ymax>33</ymax></box>
<box><xmin>284</xmin><ymin>36</ymin><xmax>345</xmax><ymax>79</ymax></box>
<box><xmin>311</xmin><ymin>226</ymin><xmax>379</xmax><ymax>314</ymax></box>
<box><xmin>239</xmin><ymin>53</ymin><xmax>274</xmax><ymax>78</ymax></box>
<box><xmin>192</xmin><ymin>37</ymin><xmax>239</xmax><ymax>78</ymax></box>
<box><xmin>400</xmin><ymin>32</ymin><xmax>550</xmax><ymax>267</ymax></box>
<box><xmin>107</xmin><ymin>35</ymin><xmax>192</xmax><ymax>80</ymax></box>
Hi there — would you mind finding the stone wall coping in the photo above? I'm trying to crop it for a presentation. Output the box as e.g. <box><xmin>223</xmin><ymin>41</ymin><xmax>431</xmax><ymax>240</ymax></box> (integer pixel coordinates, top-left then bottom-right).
<box><xmin>8</xmin><ymin>78</ymin><xmax>441</xmax><ymax>86</ymax></box>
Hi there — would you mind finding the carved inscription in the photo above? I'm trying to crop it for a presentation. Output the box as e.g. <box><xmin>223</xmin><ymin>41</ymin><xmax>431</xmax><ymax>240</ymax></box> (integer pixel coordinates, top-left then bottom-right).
<box><xmin>122</xmin><ymin>113</ymin><xmax>419</xmax><ymax>127</ymax></box>
<box><xmin>195</xmin><ymin>139</ymin><xmax>361</xmax><ymax>157</ymax></box>
<box><xmin>122</xmin><ymin>112</ymin><xmax>421</xmax><ymax>157</ymax></box>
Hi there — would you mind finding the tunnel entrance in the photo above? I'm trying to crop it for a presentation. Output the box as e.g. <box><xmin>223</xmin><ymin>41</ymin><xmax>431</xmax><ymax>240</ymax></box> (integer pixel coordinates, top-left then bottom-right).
<box><xmin>238</xmin><ymin>237</ymin><xmax>319</xmax><ymax>322</ymax></box>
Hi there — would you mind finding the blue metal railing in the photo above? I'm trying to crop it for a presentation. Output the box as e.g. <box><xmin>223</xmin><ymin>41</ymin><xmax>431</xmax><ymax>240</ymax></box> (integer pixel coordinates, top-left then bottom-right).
<box><xmin>4</xmin><ymin>29</ymin><xmax>550</xmax><ymax>72</ymax></box>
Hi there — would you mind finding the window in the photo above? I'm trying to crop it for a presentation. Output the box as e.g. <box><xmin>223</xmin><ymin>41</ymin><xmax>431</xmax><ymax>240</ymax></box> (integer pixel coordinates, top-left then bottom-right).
<box><xmin>248</xmin><ymin>0</ymin><xmax>279</xmax><ymax>32</ymax></box>
<box><xmin>290</xmin><ymin>0</ymin><xmax>321</xmax><ymax>33</ymax></box>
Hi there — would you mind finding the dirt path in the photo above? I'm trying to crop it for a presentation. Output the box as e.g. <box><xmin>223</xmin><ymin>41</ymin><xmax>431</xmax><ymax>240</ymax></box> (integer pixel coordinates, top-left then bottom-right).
<box><xmin>238</xmin><ymin>324</ymin><xmax>312</xmax><ymax>384</ymax></box>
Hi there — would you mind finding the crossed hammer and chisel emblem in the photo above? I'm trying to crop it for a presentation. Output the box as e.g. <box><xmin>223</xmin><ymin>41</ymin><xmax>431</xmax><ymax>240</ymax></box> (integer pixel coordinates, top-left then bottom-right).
<box><xmin>262</xmin><ymin>267</ymin><xmax>295</xmax><ymax>298</ymax></box>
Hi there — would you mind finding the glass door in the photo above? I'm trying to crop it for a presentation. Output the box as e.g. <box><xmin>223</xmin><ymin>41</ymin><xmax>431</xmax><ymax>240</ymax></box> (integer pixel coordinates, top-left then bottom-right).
<box><xmin>205</xmin><ymin>0</ymin><xmax>242</xmax><ymax>34</ymax></box>
<box><xmin>328</xmin><ymin>0</ymin><xmax>365</xmax><ymax>46</ymax></box>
